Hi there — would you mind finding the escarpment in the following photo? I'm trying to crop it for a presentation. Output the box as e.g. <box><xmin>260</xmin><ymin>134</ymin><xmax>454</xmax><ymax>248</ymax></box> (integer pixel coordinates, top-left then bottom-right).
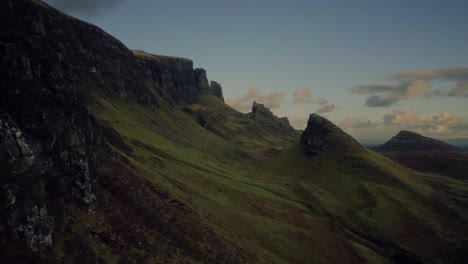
<box><xmin>0</xmin><ymin>0</ymin><xmax>226</xmax><ymax>253</ymax></box>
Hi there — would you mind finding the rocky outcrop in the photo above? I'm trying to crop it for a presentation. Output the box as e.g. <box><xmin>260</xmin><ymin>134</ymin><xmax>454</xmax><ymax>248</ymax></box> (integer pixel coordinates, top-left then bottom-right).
<box><xmin>209</xmin><ymin>81</ymin><xmax>224</xmax><ymax>102</ymax></box>
<box><xmin>250</xmin><ymin>102</ymin><xmax>284</xmax><ymax>123</ymax></box>
<box><xmin>300</xmin><ymin>114</ymin><xmax>361</xmax><ymax>157</ymax></box>
<box><xmin>375</xmin><ymin>130</ymin><xmax>461</xmax><ymax>152</ymax></box>
<box><xmin>195</xmin><ymin>68</ymin><xmax>210</xmax><ymax>94</ymax></box>
<box><xmin>194</xmin><ymin>68</ymin><xmax>224</xmax><ymax>101</ymax></box>
<box><xmin>251</xmin><ymin>101</ymin><xmax>274</xmax><ymax>117</ymax></box>
<box><xmin>246</xmin><ymin>102</ymin><xmax>297</xmax><ymax>139</ymax></box>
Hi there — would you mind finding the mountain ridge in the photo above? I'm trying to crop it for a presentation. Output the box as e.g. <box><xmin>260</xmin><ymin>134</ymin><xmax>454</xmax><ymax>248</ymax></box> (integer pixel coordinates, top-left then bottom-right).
<box><xmin>1</xmin><ymin>1</ymin><xmax>468</xmax><ymax>263</ymax></box>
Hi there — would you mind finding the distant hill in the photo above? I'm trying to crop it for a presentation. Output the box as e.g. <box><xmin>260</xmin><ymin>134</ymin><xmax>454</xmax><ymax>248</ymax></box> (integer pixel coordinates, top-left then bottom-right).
<box><xmin>372</xmin><ymin>131</ymin><xmax>468</xmax><ymax>179</ymax></box>
<box><xmin>1</xmin><ymin>1</ymin><xmax>468</xmax><ymax>263</ymax></box>
<box><xmin>373</xmin><ymin>130</ymin><xmax>461</xmax><ymax>152</ymax></box>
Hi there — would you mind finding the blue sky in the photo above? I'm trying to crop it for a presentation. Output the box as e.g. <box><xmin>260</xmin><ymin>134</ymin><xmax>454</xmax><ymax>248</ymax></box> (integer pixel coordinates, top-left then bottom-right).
<box><xmin>45</xmin><ymin>0</ymin><xmax>468</xmax><ymax>142</ymax></box>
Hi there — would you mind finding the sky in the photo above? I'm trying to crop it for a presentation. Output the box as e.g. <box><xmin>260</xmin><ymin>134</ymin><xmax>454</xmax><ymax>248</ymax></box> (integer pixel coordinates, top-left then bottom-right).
<box><xmin>45</xmin><ymin>0</ymin><xmax>468</xmax><ymax>143</ymax></box>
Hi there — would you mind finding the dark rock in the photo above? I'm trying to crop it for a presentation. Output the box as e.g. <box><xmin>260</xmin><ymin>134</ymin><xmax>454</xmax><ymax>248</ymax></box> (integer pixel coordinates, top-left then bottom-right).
<box><xmin>374</xmin><ymin>130</ymin><xmax>461</xmax><ymax>152</ymax></box>
<box><xmin>0</xmin><ymin>0</ymin><xmax>229</xmax><ymax>253</ymax></box>
<box><xmin>209</xmin><ymin>81</ymin><xmax>224</xmax><ymax>102</ymax></box>
<box><xmin>251</xmin><ymin>101</ymin><xmax>274</xmax><ymax>117</ymax></box>
<box><xmin>7</xmin><ymin>204</ymin><xmax>54</xmax><ymax>252</ymax></box>
<box><xmin>138</xmin><ymin>54</ymin><xmax>199</xmax><ymax>104</ymax></box>
<box><xmin>195</xmin><ymin>68</ymin><xmax>210</xmax><ymax>95</ymax></box>
<box><xmin>0</xmin><ymin>0</ymin><xmax>109</xmax><ymax>251</ymax></box>
<box><xmin>300</xmin><ymin>114</ymin><xmax>361</xmax><ymax>157</ymax></box>
<box><xmin>194</xmin><ymin>68</ymin><xmax>224</xmax><ymax>101</ymax></box>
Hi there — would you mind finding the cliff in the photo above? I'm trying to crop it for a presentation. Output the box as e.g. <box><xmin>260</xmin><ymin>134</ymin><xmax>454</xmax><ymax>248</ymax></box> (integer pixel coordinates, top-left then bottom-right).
<box><xmin>2</xmin><ymin>1</ymin><xmax>468</xmax><ymax>263</ymax></box>
<box><xmin>0</xmin><ymin>0</ymin><xmax>224</xmax><ymax>255</ymax></box>
<box><xmin>1</xmin><ymin>0</ymin><xmax>224</xmax><ymax>107</ymax></box>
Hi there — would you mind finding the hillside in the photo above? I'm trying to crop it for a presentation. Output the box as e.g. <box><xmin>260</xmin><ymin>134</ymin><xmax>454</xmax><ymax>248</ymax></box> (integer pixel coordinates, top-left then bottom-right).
<box><xmin>373</xmin><ymin>131</ymin><xmax>468</xmax><ymax>179</ymax></box>
<box><xmin>373</xmin><ymin>130</ymin><xmax>462</xmax><ymax>152</ymax></box>
<box><xmin>1</xmin><ymin>1</ymin><xmax>468</xmax><ymax>264</ymax></box>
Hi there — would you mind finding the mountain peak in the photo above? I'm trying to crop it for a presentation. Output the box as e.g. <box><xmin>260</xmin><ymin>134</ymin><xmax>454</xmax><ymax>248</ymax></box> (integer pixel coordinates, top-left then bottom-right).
<box><xmin>300</xmin><ymin>114</ymin><xmax>361</xmax><ymax>156</ymax></box>
<box><xmin>395</xmin><ymin>130</ymin><xmax>423</xmax><ymax>138</ymax></box>
<box><xmin>376</xmin><ymin>130</ymin><xmax>461</xmax><ymax>152</ymax></box>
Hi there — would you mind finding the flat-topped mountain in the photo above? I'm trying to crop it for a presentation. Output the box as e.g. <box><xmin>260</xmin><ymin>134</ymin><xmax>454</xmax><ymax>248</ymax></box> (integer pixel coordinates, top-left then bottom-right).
<box><xmin>374</xmin><ymin>130</ymin><xmax>461</xmax><ymax>152</ymax></box>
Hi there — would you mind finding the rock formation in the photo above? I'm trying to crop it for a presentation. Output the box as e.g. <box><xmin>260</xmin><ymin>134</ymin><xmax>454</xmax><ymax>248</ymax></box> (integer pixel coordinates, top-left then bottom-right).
<box><xmin>300</xmin><ymin>114</ymin><xmax>361</xmax><ymax>156</ymax></box>
<box><xmin>209</xmin><ymin>81</ymin><xmax>224</xmax><ymax>102</ymax></box>
<box><xmin>194</xmin><ymin>68</ymin><xmax>224</xmax><ymax>101</ymax></box>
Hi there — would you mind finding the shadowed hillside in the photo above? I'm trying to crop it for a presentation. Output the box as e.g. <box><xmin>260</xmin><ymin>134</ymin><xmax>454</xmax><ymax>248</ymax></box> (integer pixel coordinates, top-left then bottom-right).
<box><xmin>372</xmin><ymin>131</ymin><xmax>468</xmax><ymax>180</ymax></box>
<box><xmin>373</xmin><ymin>130</ymin><xmax>462</xmax><ymax>152</ymax></box>
<box><xmin>1</xmin><ymin>1</ymin><xmax>468</xmax><ymax>264</ymax></box>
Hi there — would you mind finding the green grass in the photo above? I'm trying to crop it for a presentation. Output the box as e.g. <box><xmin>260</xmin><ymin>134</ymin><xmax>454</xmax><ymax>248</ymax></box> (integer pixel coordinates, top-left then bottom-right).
<box><xmin>78</xmin><ymin>94</ymin><xmax>468</xmax><ymax>263</ymax></box>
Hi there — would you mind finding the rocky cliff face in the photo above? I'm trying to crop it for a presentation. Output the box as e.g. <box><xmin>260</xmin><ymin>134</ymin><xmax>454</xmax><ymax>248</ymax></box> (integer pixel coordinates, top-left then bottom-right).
<box><xmin>0</xmin><ymin>0</ymin><xmax>224</xmax><ymax>106</ymax></box>
<box><xmin>300</xmin><ymin>114</ymin><xmax>361</xmax><ymax>156</ymax></box>
<box><xmin>195</xmin><ymin>68</ymin><xmax>224</xmax><ymax>101</ymax></box>
<box><xmin>0</xmin><ymin>0</ymin><xmax>224</xmax><ymax>253</ymax></box>
<box><xmin>375</xmin><ymin>130</ymin><xmax>461</xmax><ymax>152</ymax></box>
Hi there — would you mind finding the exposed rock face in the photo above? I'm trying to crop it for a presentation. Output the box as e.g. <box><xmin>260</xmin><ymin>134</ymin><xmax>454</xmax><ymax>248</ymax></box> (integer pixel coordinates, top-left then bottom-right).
<box><xmin>300</xmin><ymin>114</ymin><xmax>361</xmax><ymax>156</ymax></box>
<box><xmin>210</xmin><ymin>81</ymin><xmax>224</xmax><ymax>102</ymax></box>
<box><xmin>194</xmin><ymin>68</ymin><xmax>224</xmax><ymax>101</ymax></box>
<box><xmin>0</xmin><ymin>105</ymin><xmax>100</xmax><ymax>251</ymax></box>
<box><xmin>7</xmin><ymin>204</ymin><xmax>54</xmax><ymax>252</ymax></box>
<box><xmin>251</xmin><ymin>101</ymin><xmax>274</xmax><ymax>117</ymax></box>
<box><xmin>138</xmin><ymin>55</ymin><xmax>200</xmax><ymax>104</ymax></box>
<box><xmin>0</xmin><ymin>0</ymin><xmax>228</xmax><ymax>253</ymax></box>
<box><xmin>375</xmin><ymin>130</ymin><xmax>461</xmax><ymax>152</ymax></box>
<box><xmin>195</xmin><ymin>68</ymin><xmax>210</xmax><ymax>94</ymax></box>
<box><xmin>1</xmin><ymin>0</ymin><xmax>225</xmax><ymax>107</ymax></box>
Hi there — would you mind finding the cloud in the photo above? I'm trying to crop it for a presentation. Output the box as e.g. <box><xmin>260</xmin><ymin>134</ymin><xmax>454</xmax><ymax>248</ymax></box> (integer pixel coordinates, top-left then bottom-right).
<box><xmin>48</xmin><ymin>0</ymin><xmax>125</xmax><ymax>15</ymax></box>
<box><xmin>353</xmin><ymin>80</ymin><xmax>432</xmax><ymax>107</ymax></box>
<box><xmin>350</xmin><ymin>84</ymin><xmax>396</xmax><ymax>94</ymax></box>
<box><xmin>365</xmin><ymin>94</ymin><xmax>399</xmax><ymax>107</ymax></box>
<box><xmin>291</xmin><ymin>89</ymin><xmax>338</xmax><ymax>113</ymax></box>
<box><xmin>316</xmin><ymin>99</ymin><xmax>336</xmax><ymax>114</ymax></box>
<box><xmin>383</xmin><ymin>108</ymin><xmax>416</xmax><ymax>126</ymax></box>
<box><xmin>339</xmin><ymin>118</ymin><xmax>377</xmax><ymax>130</ymax></box>
<box><xmin>225</xmin><ymin>88</ymin><xmax>286</xmax><ymax>112</ymax></box>
<box><xmin>292</xmin><ymin>89</ymin><xmax>313</xmax><ymax>103</ymax></box>
<box><xmin>340</xmin><ymin>109</ymin><xmax>468</xmax><ymax>140</ymax></box>
<box><xmin>447</xmin><ymin>82</ymin><xmax>468</xmax><ymax>97</ymax></box>
<box><xmin>381</xmin><ymin>108</ymin><xmax>466</xmax><ymax>132</ymax></box>
<box><xmin>352</xmin><ymin>67</ymin><xmax>468</xmax><ymax>107</ymax></box>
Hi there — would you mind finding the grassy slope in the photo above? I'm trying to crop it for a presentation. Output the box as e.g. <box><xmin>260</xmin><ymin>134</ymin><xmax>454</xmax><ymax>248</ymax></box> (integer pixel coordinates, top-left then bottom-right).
<box><xmin>376</xmin><ymin>150</ymin><xmax>468</xmax><ymax>180</ymax></box>
<box><xmin>83</xmin><ymin>94</ymin><xmax>468</xmax><ymax>264</ymax></box>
